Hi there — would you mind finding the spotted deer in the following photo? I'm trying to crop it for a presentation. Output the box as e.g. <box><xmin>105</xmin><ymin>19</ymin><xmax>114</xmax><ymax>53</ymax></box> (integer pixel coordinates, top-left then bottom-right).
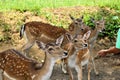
<box><xmin>86</xmin><ymin>18</ymin><xmax>105</xmax><ymax>75</ymax></box>
<box><xmin>20</xmin><ymin>15</ymin><xmax>84</xmax><ymax>56</ymax></box>
<box><xmin>61</xmin><ymin>16</ymin><xmax>105</xmax><ymax>75</ymax></box>
<box><xmin>0</xmin><ymin>36</ymin><xmax>68</xmax><ymax>80</ymax></box>
<box><xmin>62</xmin><ymin>31</ymin><xmax>91</xmax><ymax>80</ymax></box>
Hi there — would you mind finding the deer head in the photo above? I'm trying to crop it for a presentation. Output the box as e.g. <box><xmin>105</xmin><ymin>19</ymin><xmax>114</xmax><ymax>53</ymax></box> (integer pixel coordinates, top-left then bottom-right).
<box><xmin>36</xmin><ymin>35</ymin><xmax>68</xmax><ymax>60</ymax></box>
<box><xmin>66</xmin><ymin>30</ymin><xmax>91</xmax><ymax>50</ymax></box>
<box><xmin>68</xmin><ymin>15</ymin><xmax>85</xmax><ymax>34</ymax></box>
<box><xmin>90</xmin><ymin>17</ymin><xmax>105</xmax><ymax>32</ymax></box>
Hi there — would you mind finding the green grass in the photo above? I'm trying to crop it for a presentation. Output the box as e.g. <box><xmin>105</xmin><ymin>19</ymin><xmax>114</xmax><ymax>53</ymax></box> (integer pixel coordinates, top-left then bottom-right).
<box><xmin>0</xmin><ymin>0</ymin><xmax>120</xmax><ymax>40</ymax></box>
<box><xmin>0</xmin><ymin>0</ymin><xmax>120</xmax><ymax>11</ymax></box>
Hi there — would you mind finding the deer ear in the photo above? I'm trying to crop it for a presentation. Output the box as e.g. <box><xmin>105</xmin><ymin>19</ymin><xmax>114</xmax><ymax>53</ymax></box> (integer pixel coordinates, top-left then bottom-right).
<box><xmin>90</xmin><ymin>17</ymin><xmax>95</xmax><ymax>23</ymax></box>
<box><xmin>65</xmin><ymin>33</ymin><xmax>73</xmax><ymax>42</ymax></box>
<box><xmin>56</xmin><ymin>35</ymin><xmax>64</xmax><ymax>46</ymax></box>
<box><xmin>69</xmin><ymin>25</ymin><xmax>74</xmax><ymax>31</ymax></box>
<box><xmin>80</xmin><ymin>15</ymin><xmax>84</xmax><ymax>19</ymax></box>
<box><xmin>36</xmin><ymin>41</ymin><xmax>46</xmax><ymax>50</ymax></box>
<box><xmin>69</xmin><ymin>14</ymin><xmax>75</xmax><ymax>20</ymax></box>
<box><xmin>83</xmin><ymin>30</ymin><xmax>91</xmax><ymax>40</ymax></box>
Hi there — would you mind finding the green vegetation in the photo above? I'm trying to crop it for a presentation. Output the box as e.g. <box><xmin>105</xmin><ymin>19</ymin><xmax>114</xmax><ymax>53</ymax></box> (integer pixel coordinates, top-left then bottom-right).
<box><xmin>0</xmin><ymin>20</ymin><xmax>11</xmax><ymax>42</ymax></box>
<box><xmin>0</xmin><ymin>0</ymin><xmax>120</xmax><ymax>11</ymax></box>
<box><xmin>0</xmin><ymin>0</ymin><xmax>120</xmax><ymax>42</ymax></box>
<box><xmin>83</xmin><ymin>8</ymin><xmax>120</xmax><ymax>39</ymax></box>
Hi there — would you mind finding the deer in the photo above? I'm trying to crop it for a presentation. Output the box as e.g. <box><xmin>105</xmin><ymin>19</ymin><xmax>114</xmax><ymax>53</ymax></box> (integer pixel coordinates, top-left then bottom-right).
<box><xmin>0</xmin><ymin>35</ymin><xmax>68</xmax><ymax>80</ymax></box>
<box><xmin>20</xmin><ymin>15</ymin><xmax>84</xmax><ymax>56</ymax></box>
<box><xmin>61</xmin><ymin>16</ymin><xmax>105</xmax><ymax>75</ymax></box>
<box><xmin>86</xmin><ymin>18</ymin><xmax>105</xmax><ymax>75</ymax></box>
<box><xmin>62</xmin><ymin>31</ymin><xmax>92</xmax><ymax>80</ymax></box>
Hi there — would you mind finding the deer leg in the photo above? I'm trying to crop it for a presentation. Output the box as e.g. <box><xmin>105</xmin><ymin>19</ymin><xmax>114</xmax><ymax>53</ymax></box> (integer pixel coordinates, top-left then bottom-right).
<box><xmin>0</xmin><ymin>70</ymin><xmax>4</xmax><ymax>80</ymax></box>
<box><xmin>67</xmin><ymin>65</ymin><xmax>73</xmax><ymax>80</ymax></box>
<box><xmin>91</xmin><ymin>57</ymin><xmax>98</xmax><ymax>75</ymax></box>
<box><xmin>89</xmin><ymin>48</ymin><xmax>98</xmax><ymax>75</ymax></box>
<box><xmin>61</xmin><ymin>59</ymin><xmax>68</xmax><ymax>74</ymax></box>
<box><xmin>87</xmin><ymin>62</ymin><xmax>91</xmax><ymax>80</ymax></box>
<box><xmin>75</xmin><ymin>64</ymin><xmax>82</xmax><ymax>80</ymax></box>
<box><xmin>2</xmin><ymin>71</ymin><xmax>7</xmax><ymax>80</ymax></box>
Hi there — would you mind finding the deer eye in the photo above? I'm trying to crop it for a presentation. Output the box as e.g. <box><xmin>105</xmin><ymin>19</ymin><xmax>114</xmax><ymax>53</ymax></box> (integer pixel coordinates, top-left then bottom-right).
<box><xmin>48</xmin><ymin>48</ymin><xmax>54</xmax><ymax>51</ymax></box>
<box><xmin>81</xmin><ymin>28</ymin><xmax>84</xmax><ymax>31</ymax></box>
<box><xmin>75</xmin><ymin>22</ymin><xmax>78</xmax><ymax>25</ymax></box>
<box><xmin>74</xmin><ymin>39</ymin><xmax>78</xmax><ymax>43</ymax></box>
<box><xmin>78</xmin><ymin>19</ymin><xmax>82</xmax><ymax>22</ymax></box>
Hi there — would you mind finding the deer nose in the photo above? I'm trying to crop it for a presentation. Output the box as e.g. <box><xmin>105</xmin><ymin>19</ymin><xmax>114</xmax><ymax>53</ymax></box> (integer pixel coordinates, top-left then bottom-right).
<box><xmin>63</xmin><ymin>51</ymin><xmax>68</xmax><ymax>56</ymax></box>
<box><xmin>81</xmin><ymin>28</ymin><xmax>84</xmax><ymax>31</ymax></box>
<box><xmin>83</xmin><ymin>43</ymin><xmax>88</xmax><ymax>47</ymax></box>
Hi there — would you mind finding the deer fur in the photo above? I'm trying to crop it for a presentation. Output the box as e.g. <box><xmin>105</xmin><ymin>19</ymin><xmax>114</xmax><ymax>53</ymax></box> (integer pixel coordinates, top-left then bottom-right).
<box><xmin>0</xmin><ymin>36</ymin><xmax>68</xmax><ymax>80</ymax></box>
<box><xmin>20</xmin><ymin>15</ymin><xmax>84</xmax><ymax>56</ymax></box>
<box><xmin>62</xmin><ymin>31</ymin><xmax>91</xmax><ymax>80</ymax></box>
<box><xmin>61</xmin><ymin>16</ymin><xmax>105</xmax><ymax>75</ymax></box>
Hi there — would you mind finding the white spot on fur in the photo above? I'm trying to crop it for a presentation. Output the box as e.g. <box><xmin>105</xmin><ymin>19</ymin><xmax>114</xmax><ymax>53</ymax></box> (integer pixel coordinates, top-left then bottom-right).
<box><xmin>32</xmin><ymin>75</ymin><xmax>36</xmax><ymax>79</ymax></box>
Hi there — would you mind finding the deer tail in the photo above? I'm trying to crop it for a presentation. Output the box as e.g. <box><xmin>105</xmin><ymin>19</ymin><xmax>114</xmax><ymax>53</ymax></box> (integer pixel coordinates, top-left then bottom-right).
<box><xmin>20</xmin><ymin>24</ymin><xmax>25</xmax><ymax>39</ymax></box>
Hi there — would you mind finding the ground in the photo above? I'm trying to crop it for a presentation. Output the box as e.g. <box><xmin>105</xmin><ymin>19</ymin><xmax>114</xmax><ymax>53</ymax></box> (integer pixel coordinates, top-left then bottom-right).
<box><xmin>0</xmin><ymin>6</ymin><xmax>120</xmax><ymax>80</ymax></box>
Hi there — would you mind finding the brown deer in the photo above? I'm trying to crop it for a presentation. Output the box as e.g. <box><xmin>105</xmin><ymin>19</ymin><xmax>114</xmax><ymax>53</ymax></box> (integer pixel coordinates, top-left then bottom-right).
<box><xmin>20</xmin><ymin>15</ymin><xmax>84</xmax><ymax>56</ymax></box>
<box><xmin>61</xmin><ymin>17</ymin><xmax>105</xmax><ymax>75</ymax></box>
<box><xmin>87</xmin><ymin>18</ymin><xmax>105</xmax><ymax>75</ymax></box>
<box><xmin>0</xmin><ymin>36</ymin><xmax>68</xmax><ymax>80</ymax></box>
<box><xmin>62</xmin><ymin>31</ymin><xmax>91</xmax><ymax>80</ymax></box>
<box><xmin>68</xmin><ymin>15</ymin><xmax>84</xmax><ymax>35</ymax></box>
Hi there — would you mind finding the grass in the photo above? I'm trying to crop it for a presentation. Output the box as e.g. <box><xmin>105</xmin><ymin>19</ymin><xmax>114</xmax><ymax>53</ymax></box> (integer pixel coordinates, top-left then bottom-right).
<box><xmin>0</xmin><ymin>0</ymin><xmax>120</xmax><ymax>11</ymax></box>
<box><xmin>0</xmin><ymin>0</ymin><xmax>120</xmax><ymax>40</ymax></box>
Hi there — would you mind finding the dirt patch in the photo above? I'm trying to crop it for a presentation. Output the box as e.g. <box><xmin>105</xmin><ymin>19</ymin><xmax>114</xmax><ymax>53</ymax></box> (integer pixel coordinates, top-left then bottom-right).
<box><xmin>51</xmin><ymin>54</ymin><xmax>120</xmax><ymax>80</ymax></box>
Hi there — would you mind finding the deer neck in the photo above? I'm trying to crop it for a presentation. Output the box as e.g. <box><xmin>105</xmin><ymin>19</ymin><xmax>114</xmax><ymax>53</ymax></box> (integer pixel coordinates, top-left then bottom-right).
<box><xmin>67</xmin><ymin>46</ymin><xmax>78</xmax><ymax>68</ymax></box>
<box><xmin>89</xmin><ymin>28</ymin><xmax>99</xmax><ymax>44</ymax></box>
<box><xmin>35</xmin><ymin>53</ymin><xmax>55</xmax><ymax>80</ymax></box>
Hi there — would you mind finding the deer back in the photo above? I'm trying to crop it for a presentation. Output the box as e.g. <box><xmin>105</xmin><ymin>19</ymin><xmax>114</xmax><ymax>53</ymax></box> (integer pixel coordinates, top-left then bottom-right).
<box><xmin>0</xmin><ymin>49</ymin><xmax>39</xmax><ymax>80</ymax></box>
<box><xmin>21</xmin><ymin>21</ymin><xmax>67</xmax><ymax>44</ymax></box>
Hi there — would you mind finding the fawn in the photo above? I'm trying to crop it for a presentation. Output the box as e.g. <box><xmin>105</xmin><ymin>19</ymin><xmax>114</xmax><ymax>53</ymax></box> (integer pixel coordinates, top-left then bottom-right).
<box><xmin>62</xmin><ymin>31</ymin><xmax>91</xmax><ymax>80</ymax></box>
<box><xmin>20</xmin><ymin>15</ymin><xmax>84</xmax><ymax>56</ymax></box>
<box><xmin>62</xmin><ymin>16</ymin><xmax>105</xmax><ymax>75</ymax></box>
<box><xmin>0</xmin><ymin>36</ymin><xmax>68</xmax><ymax>80</ymax></box>
<box><xmin>87</xmin><ymin>18</ymin><xmax>105</xmax><ymax>75</ymax></box>
<box><xmin>68</xmin><ymin>14</ymin><xmax>84</xmax><ymax>35</ymax></box>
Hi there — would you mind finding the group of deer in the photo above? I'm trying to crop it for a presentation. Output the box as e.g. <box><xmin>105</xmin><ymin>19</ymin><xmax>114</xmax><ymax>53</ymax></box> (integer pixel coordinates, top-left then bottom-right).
<box><xmin>0</xmin><ymin>15</ymin><xmax>105</xmax><ymax>80</ymax></box>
